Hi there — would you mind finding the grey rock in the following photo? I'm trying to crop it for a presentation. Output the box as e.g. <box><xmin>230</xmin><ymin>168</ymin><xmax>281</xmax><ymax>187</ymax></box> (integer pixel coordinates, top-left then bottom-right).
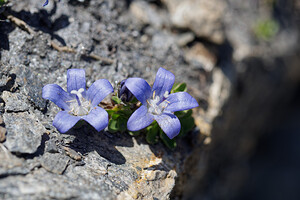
<box><xmin>1</xmin><ymin>91</ymin><xmax>29</xmax><ymax>112</ymax></box>
<box><xmin>184</xmin><ymin>42</ymin><xmax>217</xmax><ymax>72</ymax></box>
<box><xmin>3</xmin><ymin>112</ymin><xmax>45</xmax><ymax>154</ymax></box>
<box><xmin>40</xmin><ymin>153</ymin><xmax>70</xmax><ymax>174</ymax></box>
<box><xmin>0</xmin><ymin>150</ymin><xmax>40</xmax><ymax>177</ymax></box>
<box><xmin>0</xmin><ymin>0</ymin><xmax>298</xmax><ymax>199</ymax></box>
<box><xmin>130</xmin><ymin>1</ymin><xmax>169</xmax><ymax>29</ymax></box>
<box><xmin>162</xmin><ymin>0</ymin><xmax>226</xmax><ymax>44</ymax></box>
<box><xmin>45</xmin><ymin>139</ymin><xmax>59</xmax><ymax>153</ymax></box>
<box><xmin>175</xmin><ymin>32</ymin><xmax>195</xmax><ymax>47</ymax></box>
<box><xmin>0</xmin><ymin>126</ymin><xmax>6</xmax><ymax>142</ymax></box>
<box><xmin>0</xmin><ymin>102</ymin><xmax>4</xmax><ymax>114</ymax></box>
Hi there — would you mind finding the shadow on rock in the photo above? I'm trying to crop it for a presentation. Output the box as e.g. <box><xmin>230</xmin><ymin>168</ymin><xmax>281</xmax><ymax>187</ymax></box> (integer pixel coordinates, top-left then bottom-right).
<box><xmin>0</xmin><ymin>1</ymin><xmax>70</xmax><ymax>58</ymax></box>
<box><xmin>8</xmin><ymin>2</ymin><xmax>70</xmax><ymax>46</ymax></box>
<box><xmin>0</xmin><ymin>19</ymin><xmax>14</xmax><ymax>59</ymax></box>
<box><xmin>63</xmin><ymin>121</ymin><xmax>134</xmax><ymax>165</ymax></box>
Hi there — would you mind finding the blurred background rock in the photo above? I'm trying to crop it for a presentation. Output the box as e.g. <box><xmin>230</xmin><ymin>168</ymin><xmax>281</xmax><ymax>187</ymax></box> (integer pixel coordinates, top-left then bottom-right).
<box><xmin>0</xmin><ymin>0</ymin><xmax>299</xmax><ymax>199</ymax></box>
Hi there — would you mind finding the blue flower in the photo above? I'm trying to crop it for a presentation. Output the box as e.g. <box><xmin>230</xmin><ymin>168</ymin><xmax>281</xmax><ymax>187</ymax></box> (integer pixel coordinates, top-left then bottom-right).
<box><xmin>125</xmin><ymin>67</ymin><xmax>199</xmax><ymax>139</ymax></box>
<box><xmin>118</xmin><ymin>80</ymin><xmax>133</xmax><ymax>102</ymax></box>
<box><xmin>42</xmin><ymin>69</ymin><xmax>113</xmax><ymax>133</ymax></box>
<box><xmin>43</xmin><ymin>0</ymin><xmax>49</xmax><ymax>6</ymax></box>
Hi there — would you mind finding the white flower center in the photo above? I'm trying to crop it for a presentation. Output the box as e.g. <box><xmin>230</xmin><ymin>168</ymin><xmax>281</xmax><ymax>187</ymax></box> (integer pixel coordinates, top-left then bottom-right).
<box><xmin>68</xmin><ymin>88</ymin><xmax>91</xmax><ymax>116</ymax></box>
<box><xmin>147</xmin><ymin>91</ymin><xmax>170</xmax><ymax>115</ymax></box>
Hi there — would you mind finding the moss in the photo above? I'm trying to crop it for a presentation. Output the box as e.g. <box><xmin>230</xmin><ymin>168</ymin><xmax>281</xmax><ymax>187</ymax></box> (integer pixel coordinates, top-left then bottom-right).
<box><xmin>253</xmin><ymin>19</ymin><xmax>279</xmax><ymax>41</ymax></box>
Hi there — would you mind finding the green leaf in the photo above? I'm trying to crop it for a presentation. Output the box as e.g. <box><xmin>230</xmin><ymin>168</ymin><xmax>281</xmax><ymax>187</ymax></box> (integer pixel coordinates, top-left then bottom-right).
<box><xmin>111</xmin><ymin>96</ymin><xmax>122</xmax><ymax>104</ymax></box>
<box><xmin>146</xmin><ymin>123</ymin><xmax>159</xmax><ymax>144</ymax></box>
<box><xmin>175</xmin><ymin>109</ymin><xmax>193</xmax><ymax>118</ymax></box>
<box><xmin>108</xmin><ymin>116</ymin><xmax>128</xmax><ymax>133</ymax></box>
<box><xmin>0</xmin><ymin>0</ymin><xmax>7</xmax><ymax>6</ymax></box>
<box><xmin>118</xmin><ymin>117</ymin><xmax>128</xmax><ymax>132</ymax></box>
<box><xmin>106</xmin><ymin>109</ymin><xmax>116</xmax><ymax>116</ymax></box>
<box><xmin>171</xmin><ymin>82</ymin><xmax>187</xmax><ymax>93</ymax></box>
<box><xmin>178</xmin><ymin>116</ymin><xmax>195</xmax><ymax>137</ymax></box>
<box><xmin>108</xmin><ymin>119</ymin><xmax>119</xmax><ymax>133</ymax></box>
<box><xmin>118</xmin><ymin>107</ymin><xmax>133</xmax><ymax>116</ymax></box>
<box><xmin>111</xmin><ymin>113</ymin><xmax>121</xmax><ymax>120</ymax></box>
<box><xmin>160</xmin><ymin>130</ymin><xmax>177</xmax><ymax>150</ymax></box>
<box><xmin>129</xmin><ymin>97</ymin><xmax>138</xmax><ymax>104</ymax></box>
<box><xmin>128</xmin><ymin>131</ymin><xmax>140</xmax><ymax>136</ymax></box>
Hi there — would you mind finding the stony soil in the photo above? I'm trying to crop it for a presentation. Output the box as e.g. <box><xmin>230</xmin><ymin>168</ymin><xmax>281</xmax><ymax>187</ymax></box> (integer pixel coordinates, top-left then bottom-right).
<box><xmin>0</xmin><ymin>0</ymin><xmax>299</xmax><ymax>199</ymax></box>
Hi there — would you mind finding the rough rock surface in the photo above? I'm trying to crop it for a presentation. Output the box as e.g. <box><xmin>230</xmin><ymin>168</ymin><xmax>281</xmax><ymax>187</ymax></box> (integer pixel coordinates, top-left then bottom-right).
<box><xmin>1</xmin><ymin>91</ymin><xmax>29</xmax><ymax>112</ymax></box>
<box><xmin>3</xmin><ymin>112</ymin><xmax>46</xmax><ymax>154</ymax></box>
<box><xmin>162</xmin><ymin>0</ymin><xmax>226</xmax><ymax>44</ymax></box>
<box><xmin>0</xmin><ymin>0</ymin><xmax>299</xmax><ymax>199</ymax></box>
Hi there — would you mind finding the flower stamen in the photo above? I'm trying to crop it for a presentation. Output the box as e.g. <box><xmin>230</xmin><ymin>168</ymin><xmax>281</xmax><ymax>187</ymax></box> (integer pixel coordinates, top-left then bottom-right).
<box><xmin>69</xmin><ymin>88</ymin><xmax>91</xmax><ymax>116</ymax></box>
<box><xmin>147</xmin><ymin>91</ymin><xmax>170</xmax><ymax>115</ymax></box>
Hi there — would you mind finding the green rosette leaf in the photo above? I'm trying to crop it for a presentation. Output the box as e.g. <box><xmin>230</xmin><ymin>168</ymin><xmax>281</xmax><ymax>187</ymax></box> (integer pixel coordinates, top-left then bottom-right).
<box><xmin>128</xmin><ymin>131</ymin><xmax>140</xmax><ymax>136</ymax></box>
<box><xmin>111</xmin><ymin>96</ymin><xmax>122</xmax><ymax>104</ymax></box>
<box><xmin>175</xmin><ymin>110</ymin><xmax>195</xmax><ymax>137</ymax></box>
<box><xmin>146</xmin><ymin>122</ymin><xmax>159</xmax><ymax>144</ymax></box>
<box><xmin>171</xmin><ymin>82</ymin><xmax>187</xmax><ymax>93</ymax></box>
<box><xmin>160</xmin><ymin>130</ymin><xmax>177</xmax><ymax>150</ymax></box>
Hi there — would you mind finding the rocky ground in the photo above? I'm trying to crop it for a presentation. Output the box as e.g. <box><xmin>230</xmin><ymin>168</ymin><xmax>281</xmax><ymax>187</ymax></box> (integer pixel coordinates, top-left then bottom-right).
<box><xmin>0</xmin><ymin>0</ymin><xmax>299</xmax><ymax>199</ymax></box>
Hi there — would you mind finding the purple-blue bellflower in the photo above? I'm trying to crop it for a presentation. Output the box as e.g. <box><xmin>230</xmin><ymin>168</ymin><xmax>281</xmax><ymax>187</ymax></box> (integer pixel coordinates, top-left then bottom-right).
<box><xmin>125</xmin><ymin>67</ymin><xmax>199</xmax><ymax>139</ymax></box>
<box><xmin>118</xmin><ymin>79</ymin><xmax>133</xmax><ymax>102</ymax></box>
<box><xmin>43</xmin><ymin>0</ymin><xmax>49</xmax><ymax>6</ymax></box>
<box><xmin>42</xmin><ymin>69</ymin><xmax>113</xmax><ymax>133</ymax></box>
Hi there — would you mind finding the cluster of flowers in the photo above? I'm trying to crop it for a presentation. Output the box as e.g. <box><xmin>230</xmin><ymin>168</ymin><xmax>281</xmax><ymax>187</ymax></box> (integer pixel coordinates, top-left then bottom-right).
<box><xmin>43</xmin><ymin>68</ymin><xmax>198</xmax><ymax>140</ymax></box>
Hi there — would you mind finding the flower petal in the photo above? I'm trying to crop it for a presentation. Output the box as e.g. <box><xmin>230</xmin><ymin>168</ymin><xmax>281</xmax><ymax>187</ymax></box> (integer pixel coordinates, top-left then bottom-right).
<box><xmin>118</xmin><ymin>79</ymin><xmax>133</xmax><ymax>102</ymax></box>
<box><xmin>154</xmin><ymin>113</ymin><xmax>181</xmax><ymax>139</ymax></box>
<box><xmin>152</xmin><ymin>67</ymin><xmax>175</xmax><ymax>99</ymax></box>
<box><xmin>127</xmin><ymin>105</ymin><xmax>154</xmax><ymax>131</ymax></box>
<box><xmin>67</xmin><ymin>69</ymin><xmax>86</xmax><ymax>93</ymax></box>
<box><xmin>125</xmin><ymin>78</ymin><xmax>151</xmax><ymax>105</ymax></box>
<box><xmin>42</xmin><ymin>84</ymin><xmax>73</xmax><ymax>110</ymax></box>
<box><xmin>43</xmin><ymin>0</ymin><xmax>49</xmax><ymax>6</ymax></box>
<box><xmin>82</xmin><ymin>106</ymin><xmax>108</xmax><ymax>132</ymax></box>
<box><xmin>86</xmin><ymin>79</ymin><xmax>114</xmax><ymax>106</ymax></box>
<box><xmin>165</xmin><ymin>92</ymin><xmax>199</xmax><ymax>112</ymax></box>
<box><xmin>53</xmin><ymin>111</ymin><xmax>80</xmax><ymax>133</ymax></box>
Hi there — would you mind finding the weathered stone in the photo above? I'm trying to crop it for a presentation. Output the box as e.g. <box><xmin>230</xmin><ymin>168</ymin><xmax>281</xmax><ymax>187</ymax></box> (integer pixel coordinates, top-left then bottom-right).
<box><xmin>0</xmin><ymin>103</ymin><xmax>4</xmax><ymax>114</ymax></box>
<box><xmin>0</xmin><ymin>149</ymin><xmax>40</xmax><ymax>177</ymax></box>
<box><xmin>175</xmin><ymin>32</ymin><xmax>195</xmax><ymax>47</ymax></box>
<box><xmin>162</xmin><ymin>0</ymin><xmax>225</xmax><ymax>44</ymax></box>
<box><xmin>63</xmin><ymin>146</ymin><xmax>82</xmax><ymax>161</ymax></box>
<box><xmin>184</xmin><ymin>42</ymin><xmax>217</xmax><ymax>72</ymax></box>
<box><xmin>1</xmin><ymin>91</ymin><xmax>29</xmax><ymax>112</ymax></box>
<box><xmin>45</xmin><ymin>139</ymin><xmax>59</xmax><ymax>153</ymax></box>
<box><xmin>40</xmin><ymin>153</ymin><xmax>70</xmax><ymax>174</ymax></box>
<box><xmin>3</xmin><ymin>112</ymin><xmax>45</xmax><ymax>154</ymax></box>
<box><xmin>0</xmin><ymin>127</ymin><xmax>6</xmax><ymax>142</ymax></box>
<box><xmin>130</xmin><ymin>1</ymin><xmax>169</xmax><ymax>29</ymax></box>
<box><xmin>0</xmin><ymin>0</ymin><xmax>298</xmax><ymax>199</ymax></box>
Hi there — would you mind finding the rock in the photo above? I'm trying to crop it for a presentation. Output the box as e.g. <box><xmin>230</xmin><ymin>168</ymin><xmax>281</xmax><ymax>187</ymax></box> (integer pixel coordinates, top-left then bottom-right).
<box><xmin>175</xmin><ymin>32</ymin><xmax>195</xmax><ymax>47</ymax></box>
<box><xmin>162</xmin><ymin>0</ymin><xmax>225</xmax><ymax>44</ymax></box>
<box><xmin>0</xmin><ymin>102</ymin><xmax>4</xmax><ymax>114</ymax></box>
<box><xmin>184</xmin><ymin>42</ymin><xmax>217</xmax><ymax>72</ymax></box>
<box><xmin>63</xmin><ymin>146</ymin><xmax>82</xmax><ymax>161</ymax></box>
<box><xmin>3</xmin><ymin>112</ymin><xmax>46</xmax><ymax>154</ymax></box>
<box><xmin>0</xmin><ymin>126</ymin><xmax>6</xmax><ymax>142</ymax></box>
<box><xmin>0</xmin><ymin>153</ymin><xmax>40</xmax><ymax>177</ymax></box>
<box><xmin>40</xmin><ymin>153</ymin><xmax>70</xmax><ymax>174</ymax></box>
<box><xmin>45</xmin><ymin>139</ymin><xmax>59</xmax><ymax>153</ymax></box>
<box><xmin>1</xmin><ymin>91</ymin><xmax>29</xmax><ymax>112</ymax></box>
<box><xmin>130</xmin><ymin>1</ymin><xmax>169</xmax><ymax>29</ymax></box>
